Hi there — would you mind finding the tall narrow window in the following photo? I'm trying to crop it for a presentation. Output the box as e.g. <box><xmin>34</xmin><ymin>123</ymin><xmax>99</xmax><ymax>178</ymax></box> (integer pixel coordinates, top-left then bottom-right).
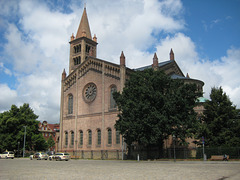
<box><xmin>65</xmin><ymin>132</ymin><xmax>68</xmax><ymax>146</ymax></box>
<box><xmin>71</xmin><ymin>131</ymin><xmax>74</xmax><ymax>146</ymax></box>
<box><xmin>97</xmin><ymin>129</ymin><xmax>101</xmax><ymax>145</ymax></box>
<box><xmin>79</xmin><ymin>130</ymin><xmax>83</xmax><ymax>146</ymax></box>
<box><xmin>110</xmin><ymin>86</ymin><xmax>117</xmax><ymax>109</ymax></box>
<box><xmin>68</xmin><ymin>94</ymin><xmax>73</xmax><ymax>114</ymax></box>
<box><xmin>88</xmin><ymin>130</ymin><xmax>92</xmax><ymax>145</ymax></box>
<box><xmin>108</xmin><ymin>128</ymin><xmax>112</xmax><ymax>145</ymax></box>
<box><xmin>116</xmin><ymin>130</ymin><xmax>120</xmax><ymax>144</ymax></box>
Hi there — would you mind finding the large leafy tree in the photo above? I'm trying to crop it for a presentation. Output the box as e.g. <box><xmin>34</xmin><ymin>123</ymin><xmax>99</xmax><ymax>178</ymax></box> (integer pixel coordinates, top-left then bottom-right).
<box><xmin>0</xmin><ymin>103</ymin><xmax>48</xmax><ymax>152</ymax></box>
<box><xmin>114</xmin><ymin>69</ymin><xmax>201</xmax><ymax>149</ymax></box>
<box><xmin>197</xmin><ymin>87</ymin><xmax>240</xmax><ymax>147</ymax></box>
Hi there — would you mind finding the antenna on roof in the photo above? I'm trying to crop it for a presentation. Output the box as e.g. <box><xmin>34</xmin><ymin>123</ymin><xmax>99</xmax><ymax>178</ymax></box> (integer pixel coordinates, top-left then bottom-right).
<box><xmin>84</xmin><ymin>2</ymin><xmax>86</xmax><ymax>9</ymax></box>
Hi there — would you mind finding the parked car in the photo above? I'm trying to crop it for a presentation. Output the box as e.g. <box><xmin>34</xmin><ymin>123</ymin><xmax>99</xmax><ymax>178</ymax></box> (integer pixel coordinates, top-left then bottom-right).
<box><xmin>49</xmin><ymin>152</ymin><xmax>70</xmax><ymax>161</ymax></box>
<box><xmin>30</xmin><ymin>152</ymin><xmax>48</xmax><ymax>160</ymax></box>
<box><xmin>0</xmin><ymin>151</ymin><xmax>14</xmax><ymax>159</ymax></box>
<box><xmin>48</xmin><ymin>154</ymin><xmax>57</xmax><ymax>161</ymax></box>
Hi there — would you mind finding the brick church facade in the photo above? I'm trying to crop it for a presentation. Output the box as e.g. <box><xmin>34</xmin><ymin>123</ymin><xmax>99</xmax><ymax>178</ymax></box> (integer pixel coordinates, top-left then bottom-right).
<box><xmin>59</xmin><ymin>7</ymin><xmax>204</xmax><ymax>159</ymax></box>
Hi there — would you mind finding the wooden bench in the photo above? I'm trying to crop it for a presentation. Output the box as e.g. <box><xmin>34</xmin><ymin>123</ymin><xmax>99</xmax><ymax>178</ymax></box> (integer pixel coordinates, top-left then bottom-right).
<box><xmin>210</xmin><ymin>155</ymin><xmax>229</xmax><ymax>161</ymax></box>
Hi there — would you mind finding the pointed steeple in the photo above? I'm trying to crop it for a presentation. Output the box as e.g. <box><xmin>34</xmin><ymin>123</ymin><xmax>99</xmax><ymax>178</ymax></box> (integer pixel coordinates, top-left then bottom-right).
<box><xmin>62</xmin><ymin>69</ymin><xmax>66</xmax><ymax>80</ymax></box>
<box><xmin>170</xmin><ymin>48</ymin><xmax>174</xmax><ymax>61</ymax></box>
<box><xmin>70</xmin><ymin>33</ymin><xmax>75</xmax><ymax>41</ymax></box>
<box><xmin>152</xmin><ymin>53</ymin><xmax>158</xmax><ymax>69</ymax></box>
<box><xmin>76</xmin><ymin>7</ymin><xmax>92</xmax><ymax>39</ymax></box>
<box><xmin>93</xmin><ymin>34</ymin><xmax>97</xmax><ymax>42</ymax></box>
<box><xmin>186</xmin><ymin>73</ymin><xmax>190</xmax><ymax>78</ymax></box>
<box><xmin>120</xmin><ymin>51</ymin><xmax>125</xmax><ymax>66</ymax></box>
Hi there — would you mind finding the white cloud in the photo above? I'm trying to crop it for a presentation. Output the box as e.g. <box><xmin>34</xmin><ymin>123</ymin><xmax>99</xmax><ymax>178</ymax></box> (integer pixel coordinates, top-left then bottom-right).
<box><xmin>0</xmin><ymin>84</ymin><xmax>17</xmax><ymax>111</ymax></box>
<box><xmin>4</xmin><ymin>24</ymin><xmax>40</xmax><ymax>73</ymax></box>
<box><xmin>156</xmin><ymin>33</ymin><xmax>198</xmax><ymax>64</ymax></box>
<box><xmin>189</xmin><ymin>47</ymin><xmax>240</xmax><ymax>109</ymax></box>
<box><xmin>84</xmin><ymin>0</ymin><xmax>185</xmax><ymax>67</ymax></box>
<box><xmin>0</xmin><ymin>62</ymin><xmax>12</xmax><ymax>76</ymax></box>
<box><xmin>215</xmin><ymin>47</ymin><xmax>240</xmax><ymax>107</ymax></box>
<box><xmin>18</xmin><ymin>0</ymin><xmax>74</xmax><ymax>57</ymax></box>
<box><xmin>16</xmin><ymin>72</ymin><xmax>61</xmax><ymax>122</ymax></box>
<box><xmin>0</xmin><ymin>0</ymin><xmax>18</xmax><ymax>17</ymax></box>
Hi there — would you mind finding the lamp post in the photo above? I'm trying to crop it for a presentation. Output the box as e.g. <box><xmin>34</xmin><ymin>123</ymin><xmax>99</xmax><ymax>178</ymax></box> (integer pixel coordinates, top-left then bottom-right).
<box><xmin>23</xmin><ymin>126</ymin><xmax>27</xmax><ymax>158</ymax></box>
<box><xmin>18</xmin><ymin>141</ymin><xmax>20</xmax><ymax>158</ymax></box>
<box><xmin>173</xmin><ymin>134</ymin><xmax>176</xmax><ymax>162</ymax></box>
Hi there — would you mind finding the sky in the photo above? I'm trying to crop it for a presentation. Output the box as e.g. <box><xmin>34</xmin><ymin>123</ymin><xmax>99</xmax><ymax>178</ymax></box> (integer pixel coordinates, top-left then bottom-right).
<box><xmin>0</xmin><ymin>0</ymin><xmax>240</xmax><ymax>124</ymax></box>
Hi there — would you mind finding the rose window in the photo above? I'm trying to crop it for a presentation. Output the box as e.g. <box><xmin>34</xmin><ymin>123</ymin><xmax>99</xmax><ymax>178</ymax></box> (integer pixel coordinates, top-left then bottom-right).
<box><xmin>83</xmin><ymin>83</ymin><xmax>97</xmax><ymax>102</ymax></box>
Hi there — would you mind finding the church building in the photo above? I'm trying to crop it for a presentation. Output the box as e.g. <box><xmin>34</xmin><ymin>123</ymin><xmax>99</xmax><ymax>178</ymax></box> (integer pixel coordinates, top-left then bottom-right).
<box><xmin>59</xmin><ymin>7</ymin><xmax>204</xmax><ymax>159</ymax></box>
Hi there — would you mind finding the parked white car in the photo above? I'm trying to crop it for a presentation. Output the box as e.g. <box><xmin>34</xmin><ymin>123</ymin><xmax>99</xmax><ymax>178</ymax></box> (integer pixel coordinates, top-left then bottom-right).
<box><xmin>0</xmin><ymin>151</ymin><xmax>14</xmax><ymax>159</ymax></box>
<box><xmin>30</xmin><ymin>152</ymin><xmax>48</xmax><ymax>160</ymax></box>
<box><xmin>49</xmin><ymin>152</ymin><xmax>70</xmax><ymax>161</ymax></box>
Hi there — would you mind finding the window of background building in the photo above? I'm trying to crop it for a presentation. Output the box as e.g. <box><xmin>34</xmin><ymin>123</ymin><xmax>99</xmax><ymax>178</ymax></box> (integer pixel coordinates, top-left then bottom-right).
<box><xmin>97</xmin><ymin>129</ymin><xmax>101</xmax><ymax>145</ymax></box>
<box><xmin>110</xmin><ymin>86</ymin><xmax>117</xmax><ymax>109</ymax></box>
<box><xmin>79</xmin><ymin>130</ymin><xmax>83</xmax><ymax>146</ymax></box>
<box><xmin>71</xmin><ymin>131</ymin><xmax>74</xmax><ymax>146</ymax></box>
<box><xmin>65</xmin><ymin>132</ymin><xmax>68</xmax><ymax>146</ymax></box>
<box><xmin>68</xmin><ymin>94</ymin><xmax>73</xmax><ymax>114</ymax></box>
<box><xmin>108</xmin><ymin>128</ymin><xmax>112</xmax><ymax>144</ymax></box>
<box><xmin>88</xmin><ymin>130</ymin><xmax>92</xmax><ymax>145</ymax></box>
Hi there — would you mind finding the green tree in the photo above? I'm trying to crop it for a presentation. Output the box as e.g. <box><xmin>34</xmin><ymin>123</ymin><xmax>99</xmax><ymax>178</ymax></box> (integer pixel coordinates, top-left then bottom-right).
<box><xmin>47</xmin><ymin>135</ymin><xmax>55</xmax><ymax>150</ymax></box>
<box><xmin>0</xmin><ymin>103</ymin><xmax>47</xmax><ymax>152</ymax></box>
<box><xmin>114</xmin><ymin>69</ymin><xmax>201</xmax><ymax>150</ymax></box>
<box><xmin>197</xmin><ymin>87</ymin><xmax>240</xmax><ymax>147</ymax></box>
<box><xmin>32</xmin><ymin>134</ymin><xmax>48</xmax><ymax>151</ymax></box>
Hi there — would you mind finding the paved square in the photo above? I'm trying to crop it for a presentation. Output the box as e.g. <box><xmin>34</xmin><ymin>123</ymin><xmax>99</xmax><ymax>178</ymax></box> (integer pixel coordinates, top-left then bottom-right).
<box><xmin>0</xmin><ymin>159</ymin><xmax>240</xmax><ymax>179</ymax></box>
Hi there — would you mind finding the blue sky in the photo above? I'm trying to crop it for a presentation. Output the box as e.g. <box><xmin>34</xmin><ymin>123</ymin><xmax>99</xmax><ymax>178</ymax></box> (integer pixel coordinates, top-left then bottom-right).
<box><xmin>0</xmin><ymin>0</ymin><xmax>239</xmax><ymax>123</ymax></box>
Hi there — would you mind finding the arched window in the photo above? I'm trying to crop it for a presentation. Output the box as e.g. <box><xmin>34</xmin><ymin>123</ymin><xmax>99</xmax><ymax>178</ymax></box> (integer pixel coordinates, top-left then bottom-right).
<box><xmin>116</xmin><ymin>130</ymin><xmax>120</xmax><ymax>144</ymax></box>
<box><xmin>71</xmin><ymin>131</ymin><xmax>74</xmax><ymax>146</ymax></box>
<box><xmin>65</xmin><ymin>132</ymin><xmax>68</xmax><ymax>146</ymax></box>
<box><xmin>97</xmin><ymin>129</ymin><xmax>101</xmax><ymax>145</ymax></box>
<box><xmin>68</xmin><ymin>94</ymin><xmax>73</xmax><ymax>114</ymax></box>
<box><xmin>88</xmin><ymin>130</ymin><xmax>92</xmax><ymax>145</ymax></box>
<box><xmin>110</xmin><ymin>85</ymin><xmax>117</xmax><ymax>109</ymax></box>
<box><xmin>79</xmin><ymin>130</ymin><xmax>83</xmax><ymax>146</ymax></box>
<box><xmin>108</xmin><ymin>128</ymin><xmax>112</xmax><ymax>145</ymax></box>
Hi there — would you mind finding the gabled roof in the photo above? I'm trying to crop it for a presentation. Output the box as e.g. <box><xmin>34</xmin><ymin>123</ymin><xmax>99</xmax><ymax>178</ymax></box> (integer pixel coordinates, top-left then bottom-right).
<box><xmin>76</xmin><ymin>7</ymin><xmax>92</xmax><ymax>39</ymax></box>
<box><xmin>134</xmin><ymin>59</ymin><xmax>185</xmax><ymax>77</ymax></box>
<box><xmin>134</xmin><ymin>60</ymin><xmax>172</xmax><ymax>71</ymax></box>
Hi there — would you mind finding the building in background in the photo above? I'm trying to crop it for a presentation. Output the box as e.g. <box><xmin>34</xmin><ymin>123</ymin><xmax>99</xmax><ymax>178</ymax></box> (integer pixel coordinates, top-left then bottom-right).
<box><xmin>38</xmin><ymin>121</ymin><xmax>60</xmax><ymax>152</ymax></box>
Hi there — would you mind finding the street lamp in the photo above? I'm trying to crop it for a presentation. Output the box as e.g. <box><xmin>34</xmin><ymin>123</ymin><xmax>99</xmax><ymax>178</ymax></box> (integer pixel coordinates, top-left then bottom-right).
<box><xmin>23</xmin><ymin>126</ymin><xmax>27</xmax><ymax>158</ymax></box>
<box><xmin>18</xmin><ymin>141</ymin><xmax>20</xmax><ymax>158</ymax></box>
<box><xmin>172</xmin><ymin>134</ymin><xmax>176</xmax><ymax>162</ymax></box>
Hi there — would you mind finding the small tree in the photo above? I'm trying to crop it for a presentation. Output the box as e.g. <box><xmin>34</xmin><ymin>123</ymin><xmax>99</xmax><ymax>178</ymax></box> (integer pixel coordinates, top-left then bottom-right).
<box><xmin>114</xmin><ymin>69</ymin><xmax>201</xmax><ymax>153</ymax></box>
<box><xmin>32</xmin><ymin>134</ymin><xmax>48</xmax><ymax>151</ymax></box>
<box><xmin>47</xmin><ymin>136</ymin><xmax>55</xmax><ymax>150</ymax></box>
<box><xmin>197</xmin><ymin>87</ymin><xmax>240</xmax><ymax>147</ymax></box>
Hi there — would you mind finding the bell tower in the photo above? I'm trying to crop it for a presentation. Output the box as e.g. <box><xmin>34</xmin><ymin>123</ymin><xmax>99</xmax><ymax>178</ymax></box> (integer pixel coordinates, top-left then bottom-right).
<box><xmin>69</xmin><ymin>7</ymin><xmax>98</xmax><ymax>73</ymax></box>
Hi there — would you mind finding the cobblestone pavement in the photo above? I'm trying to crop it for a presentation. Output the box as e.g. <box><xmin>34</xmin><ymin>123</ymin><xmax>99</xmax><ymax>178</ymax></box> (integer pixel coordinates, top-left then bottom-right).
<box><xmin>0</xmin><ymin>159</ymin><xmax>240</xmax><ymax>180</ymax></box>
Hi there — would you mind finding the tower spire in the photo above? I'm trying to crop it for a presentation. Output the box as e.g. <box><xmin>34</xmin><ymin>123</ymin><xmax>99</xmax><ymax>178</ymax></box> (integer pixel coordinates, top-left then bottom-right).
<box><xmin>120</xmin><ymin>51</ymin><xmax>125</xmax><ymax>66</ymax></box>
<box><xmin>152</xmin><ymin>53</ymin><xmax>159</xmax><ymax>69</ymax></box>
<box><xmin>170</xmin><ymin>48</ymin><xmax>174</xmax><ymax>60</ymax></box>
<box><xmin>76</xmin><ymin>7</ymin><xmax>92</xmax><ymax>39</ymax></box>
